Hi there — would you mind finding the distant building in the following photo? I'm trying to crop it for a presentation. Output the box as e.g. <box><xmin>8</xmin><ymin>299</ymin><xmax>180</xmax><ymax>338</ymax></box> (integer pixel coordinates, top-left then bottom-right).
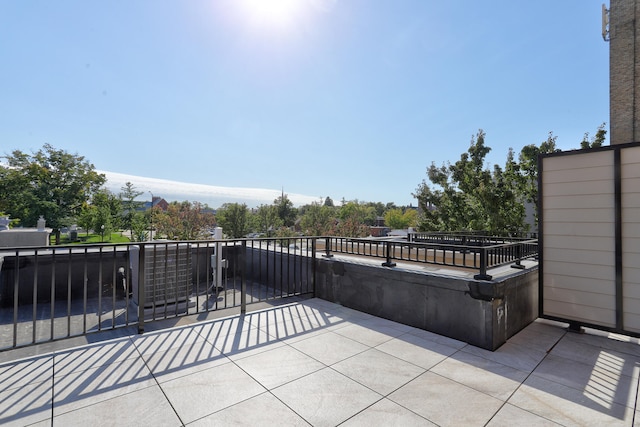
<box><xmin>143</xmin><ymin>196</ymin><xmax>169</xmax><ymax>211</ymax></box>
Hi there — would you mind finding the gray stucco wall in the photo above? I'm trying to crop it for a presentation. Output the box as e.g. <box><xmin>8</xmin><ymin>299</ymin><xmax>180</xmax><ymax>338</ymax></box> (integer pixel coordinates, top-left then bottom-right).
<box><xmin>314</xmin><ymin>258</ymin><xmax>538</xmax><ymax>351</ymax></box>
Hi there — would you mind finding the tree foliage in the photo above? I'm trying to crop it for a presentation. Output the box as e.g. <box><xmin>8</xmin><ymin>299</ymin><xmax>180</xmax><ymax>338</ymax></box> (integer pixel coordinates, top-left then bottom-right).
<box><xmin>274</xmin><ymin>194</ymin><xmax>297</xmax><ymax>227</ymax></box>
<box><xmin>0</xmin><ymin>144</ymin><xmax>106</xmax><ymax>243</ymax></box>
<box><xmin>384</xmin><ymin>208</ymin><xmax>417</xmax><ymax>229</ymax></box>
<box><xmin>414</xmin><ymin>130</ymin><xmax>527</xmax><ymax>235</ymax></box>
<box><xmin>299</xmin><ymin>202</ymin><xmax>335</xmax><ymax>235</ymax></box>
<box><xmin>216</xmin><ymin>203</ymin><xmax>249</xmax><ymax>238</ymax></box>
<box><xmin>119</xmin><ymin>181</ymin><xmax>144</xmax><ymax>238</ymax></box>
<box><xmin>155</xmin><ymin>201</ymin><xmax>215</xmax><ymax>240</ymax></box>
<box><xmin>580</xmin><ymin>122</ymin><xmax>607</xmax><ymax>149</ymax></box>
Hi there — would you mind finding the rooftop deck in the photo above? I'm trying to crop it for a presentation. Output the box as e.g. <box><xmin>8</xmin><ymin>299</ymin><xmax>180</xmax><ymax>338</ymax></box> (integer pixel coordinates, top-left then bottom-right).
<box><xmin>2</xmin><ymin>297</ymin><xmax>640</xmax><ymax>426</ymax></box>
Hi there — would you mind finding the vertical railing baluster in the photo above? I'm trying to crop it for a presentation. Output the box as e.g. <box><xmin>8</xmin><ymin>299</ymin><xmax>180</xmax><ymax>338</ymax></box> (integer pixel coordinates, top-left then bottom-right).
<box><xmin>241</xmin><ymin>240</ymin><xmax>247</xmax><ymax>314</ymax></box>
<box><xmin>137</xmin><ymin>244</ymin><xmax>146</xmax><ymax>334</ymax></box>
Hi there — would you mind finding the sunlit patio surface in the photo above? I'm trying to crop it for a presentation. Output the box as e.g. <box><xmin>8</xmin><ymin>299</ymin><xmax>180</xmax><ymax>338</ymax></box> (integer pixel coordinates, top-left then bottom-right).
<box><xmin>1</xmin><ymin>297</ymin><xmax>640</xmax><ymax>426</ymax></box>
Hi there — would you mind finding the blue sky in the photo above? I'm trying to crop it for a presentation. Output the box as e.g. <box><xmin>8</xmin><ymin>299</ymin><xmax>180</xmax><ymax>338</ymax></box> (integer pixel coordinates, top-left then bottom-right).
<box><xmin>1</xmin><ymin>1</ymin><xmax>609</xmax><ymax>208</ymax></box>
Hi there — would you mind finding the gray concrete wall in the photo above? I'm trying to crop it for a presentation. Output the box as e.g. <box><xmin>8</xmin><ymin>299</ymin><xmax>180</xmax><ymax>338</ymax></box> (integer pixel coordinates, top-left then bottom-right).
<box><xmin>0</xmin><ymin>230</ymin><xmax>51</xmax><ymax>248</ymax></box>
<box><xmin>315</xmin><ymin>258</ymin><xmax>538</xmax><ymax>351</ymax></box>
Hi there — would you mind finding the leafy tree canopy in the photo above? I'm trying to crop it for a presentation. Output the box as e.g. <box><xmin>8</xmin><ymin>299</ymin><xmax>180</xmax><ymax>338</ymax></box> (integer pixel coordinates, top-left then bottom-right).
<box><xmin>0</xmin><ymin>144</ymin><xmax>106</xmax><ymax>243</ymax></box>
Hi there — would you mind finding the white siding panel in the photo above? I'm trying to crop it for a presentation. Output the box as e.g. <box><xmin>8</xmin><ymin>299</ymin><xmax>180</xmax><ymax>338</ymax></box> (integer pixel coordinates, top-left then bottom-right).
<box><xmin>544</xmin><ymin>194</ymin><xmax>614</xmax><ymax>210</ymax></box>
<box><xmin>543</xmin><ymin>299</ymin><xmax>615</xmax><ymax>327</ymax></box>
<box><xmin>544</xmin><ymin>260</ymin><xmax>615</xmax><ymax>282</ymax></box>
<box><xmin>543</xmin><ymin>208</ymin><xmax>615</xmax><ymax>223</ymax></box>
<box><xmin>622</xmin><ymin>193</ymin><xmax>640</xmax><ymax>209</ymax></box>
<box><xmin>542</xmin><ymin>180</ymin><xmax>613</xmax><ymax>196</ymax></box>
<box><xmin>623</xmin><ymin>286</ymin><xmax>640</xmax><ymax>304</ymax></box>
<box><xmin>544</xmin><ymin>273</ymin><xmax>616</xmax><ymax>295</ymax></box>
<box><xmin>621</xmin><ymin>146</ymin><xmax>640</xmax><ymax>164</ymax></box>
<box><xmin>544</xmin><ymin>247</ymin><xmax>615</xmax><ymax>266</ymax></box>
<box><xmin>543</xmin><ymin>166</ymin><xmax>613</xmax><ymax>184</ymax></box>
<box><xmin>622</xmin><ymin>312</ymin><xmax>640</xmax><ymax>334</ymax></box>
<box><xmin>544</xmin><ymin>222</ymin><xmax>617</xmax><ymax>238</ymax></box>
<box><xmin>623</xmin><ymin>223</ymin><xmax>640</xmax><ymax>237</ymax></box>
<box><xmin>543</xmin><ymin>235</ymin><xmax>614</xmax><ymax>251</ymax></box>
<box><xmin>544</xmin><ymin>286</ymin><xmax>615</xmax><ymax>310</ymax></box>
<box><xmin>544</xmin><ymin>151</ymin><xmax>614</xmax><ymax>171</ymax></box>
<box><xmin>623</xmin><ymin>237</ymin><xmax>640</xmax><ymax>254</ymax></box>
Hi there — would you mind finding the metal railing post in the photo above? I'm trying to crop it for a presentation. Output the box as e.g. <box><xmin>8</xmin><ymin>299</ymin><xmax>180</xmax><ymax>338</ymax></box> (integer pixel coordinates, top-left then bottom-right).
<box><xmin>323</xmin><ymin>236</ymin><xmax>333</xmax><ymax>258</ymax></box>
<box><xmin>511</xmin><ymin>242</ymin><xmax>525</xmax><ymax>269</ymax></box>
<box><xmin>473</xmin><ymin>247</ymin><xmax>492</xmax><ymax>280</ymax></box>
<box><xmin>311</xmin><ymin>238</ymin><xmax>317</xmax><ymax>297</ymax></box>
<box><xmin>241</xmin><ymin>240</ymin><xmax>247</xmax><ymax>314</ymax></box>
<box><xmin>137</xmin><ymin>244</ymin><xmax>146</xmax><ymax>334</ymax></box>
<box><xmin>382</xmin><ymin>241</ymin><xmax>396</xmax><ymax>267</ymax></box>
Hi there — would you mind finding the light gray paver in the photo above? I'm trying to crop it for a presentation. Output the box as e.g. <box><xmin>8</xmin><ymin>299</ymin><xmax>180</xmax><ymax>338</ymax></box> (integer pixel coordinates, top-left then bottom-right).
<box><xmin>271</xmin><ymin>367</ymin><xmax>382</xmax><ymax>427</ymax></box>
<box><xmin>388</xmin><ymin>371</ymin><xmax>505</xmax><ymax>426</ymax></box>
<box><xmin>1</xmin><ymin>298</ymin><xmax>640</xmax><ymax>426</ymax></box>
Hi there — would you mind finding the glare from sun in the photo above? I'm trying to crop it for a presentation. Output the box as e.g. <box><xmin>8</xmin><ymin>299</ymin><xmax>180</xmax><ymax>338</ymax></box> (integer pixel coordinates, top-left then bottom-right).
<box><xmin>240</xmin><ymin>0</ymin><xmax>305</xmax><ymax>30</ymax></box>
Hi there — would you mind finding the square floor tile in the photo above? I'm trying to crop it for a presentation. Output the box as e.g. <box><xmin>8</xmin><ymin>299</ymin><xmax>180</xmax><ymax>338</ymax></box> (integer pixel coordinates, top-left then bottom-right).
<box><xmin>341</xmin><ymin>398</ymin><xmax>436</xmax><ymax>426</ymax></box>
<box><xmin>430</xmin><ymin>350</ymin><xmax>528</xmax><ymax>400</ymax></box>
<box><xmin>550</xmin><ymin>335</ymin><xmax>640</xmax><ymax>380</ymax></box>
<box><xmin>234</xmin><ymin>345</ymin><xmax>325</xmax><ymax>389</ymax></box>
<box><xmin>290</xmin><ymin>330</ymin><xmax>369</xmax><ymax>365</ymax></box>
<box><xmin>212</xmin><ymin>326</ymin><xmax>284</xmax><ymax>361</ymax></box>
<box><xmin>389</xmin><ymin>371</ymin><xmax>503</xmax><ymax>426</ymax></box>
<box><xmin>272</xmin><ymin>367</ymin><xmax>381</xmax><ymax>427</ymax></box>
<box><xmin>486</xmin><ymin>403</ymin><xmax>562</xmax><ymax>426</ymax></box>
<box><xmin>257</xmin><ymin>314</ymin><xmax>324</xmax><ymax>342</ymax></box>
<box><xmin>376</xmin><ymin>333</ymin><xmax>458</xmax><ymax>370</ymax></box>
<box><xmin>189</xmin><ymin>391</ymin><xmax>308</xmax><ymax>426</ymax></box>
<box><xmin>159</xmin><ymin>362</ymin><xmax>266</xmax><ymax>424</ymax></box>
<box><xmin>0</xmin><ymin>355</ymin><xmax>52</xmax><ymax>392</ymax></box>
<box><xmin>0</xmin><ymin>378</ymin><xmax>52</xmax><ymax>426</ymax></box>
<box><xmin>54</xmin><ymin>338</ymin><xmax>138</xmax><ymax>377</ymax></box>
<box><xmin>532</xmin><ymin>353</ymin><xmax>638</xmax><ymax>409</ymax></box>
<box><xmin>141</xmin><ymin>338</ymin><xmax>231</xmax><ymax>383</ymax></box>
<box><xmin>53</xmin><ymin>356</ymin><xmax>155</xmax><ymax>416</ymax></box>
<box><xmin>332</xmin><ymin>348</ymin><xmax>425</xmax><ymax>395</ymax></box>
<box><xmin>461</xmin><ymin>341</ymin><xmax>547</xmax><ymax>373</ymax></box>
<box><xmin>508</xmin><ymin>374</ymin><xmax>634</xmax><ymax>426</ymax></box>
<box><xmin>332</xmin><ymin>322</ymin><xmax>404</xmax><ymax>347</ymax></box>
<box><xmin>132</xmin><ymin>326</ymin><xmax>206</xmax><ymax>356</ymax></box>
<box><xmin>53</xmin><ymin>384</ymin><xmax>180</xmax><ymax>427</ymax></box>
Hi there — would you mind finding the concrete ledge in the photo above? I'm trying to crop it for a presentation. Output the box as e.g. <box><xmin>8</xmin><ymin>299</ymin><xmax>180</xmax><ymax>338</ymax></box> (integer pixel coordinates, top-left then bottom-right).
<box><xmin>315</xmin><ymin>258</ymin><xmax>538</xmax><ymax>351</ymax></box>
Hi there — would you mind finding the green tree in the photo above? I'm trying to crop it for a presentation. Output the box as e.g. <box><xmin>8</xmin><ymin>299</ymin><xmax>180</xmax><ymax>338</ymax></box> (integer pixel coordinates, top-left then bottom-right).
<box><xmin>155</xmin><ymin>201</ymin><xmax>216</xmax><ymax>240</ymax></box>
<box><xmin>517</xmin><ymin>132</ymin><xmax>561</xmax><ymax>221</ymax></box>
<box><xmin>216</xmin><ymin>203</ymin><xmax>249</xmax><ymax>238</ymax></box>
<box><xmin>274</xmin><ymin>194</ymin><xmax>297</xmax><ymax>227</ymax></box>
<box><xmin>119</xmin><ymin>181</ymin><xmax>143</xmax><ymax>238</ymax></box>
<box><xmin>254</xmin><ymin>204</ymin><xmax>281</xmax><ymax>236</ymax></box>
<box><xmin>91</xmin><ymin>189</ymin><xmax>122</xmax><ymax>241</ymax></box>
<box><xmin>414</xmin><ymin>130</ymin><xmax>527</xmax><ymax>234</ymax></box>
<box><xmin>300</xmin><ymin>202</ymin><xmax>335</xmax><ymax>235</ymax></box>
<box><xmin>130</xmin><ymin>211</ymin><xmax>149</xmax><ymax>242</ymax></box>
<box><xmin>0</xmin><ymin>144</ymin><xmax>106</xmax><ymax>243</ymax></box>
<box><xmin>580</xmin><ymin>122</ymin><xmax>607</xmax><ymax>149</ymax></box>
<box><xmin>384</xmin><ymin>208</ymin><xmax>417</xmax><ymax>229</ymax></box>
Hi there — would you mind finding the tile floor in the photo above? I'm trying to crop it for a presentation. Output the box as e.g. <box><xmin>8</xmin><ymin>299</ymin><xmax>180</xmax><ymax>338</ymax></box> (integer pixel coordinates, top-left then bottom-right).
<box><xmin>1</xmin><ymin>297</ymin><xmax>640</xmax><ymax>426</ymax></box>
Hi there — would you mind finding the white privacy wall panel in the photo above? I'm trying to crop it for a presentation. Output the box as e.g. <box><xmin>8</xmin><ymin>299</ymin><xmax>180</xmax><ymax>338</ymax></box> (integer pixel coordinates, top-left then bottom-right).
<box><xmin>622</xmin><ymin>146</ymin><xmax>640</xmax><ymax>332</ymax></box>
<box><xmin>542</xmin><ymin>151</ymin><xmax>616</xmax><ymax>327</ymax></box>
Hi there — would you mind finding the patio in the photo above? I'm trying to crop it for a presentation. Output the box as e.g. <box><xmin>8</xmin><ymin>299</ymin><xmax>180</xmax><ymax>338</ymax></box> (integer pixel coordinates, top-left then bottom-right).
<box><xmin>1</xmin><ymin>297</ymin><xmax>640</xmax><ymax>426</ymax></box>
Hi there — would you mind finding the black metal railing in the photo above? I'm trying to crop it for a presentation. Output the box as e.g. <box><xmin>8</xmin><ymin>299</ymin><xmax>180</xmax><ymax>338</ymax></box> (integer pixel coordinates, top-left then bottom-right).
<box><xmin>323</xmin><ymin>235</ymin><xmax>538</xmax><ymax>280</ymax></box>
<box><xmin>0</xmin><ymin>237</ymin><xmax>316</xmax><ymax>351</ymax></box>
<box><xmin>0</xmin><ymin>234</ymin><xmax>536</xmax><ymax>351</ymax></box>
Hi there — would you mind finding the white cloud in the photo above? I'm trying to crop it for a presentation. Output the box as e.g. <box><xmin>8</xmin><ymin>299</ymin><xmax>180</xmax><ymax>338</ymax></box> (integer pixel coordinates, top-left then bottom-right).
<box><xmin>100</xmin><ymin>171</ymin><xmax>319</xmax><ymax>208</ymax></box>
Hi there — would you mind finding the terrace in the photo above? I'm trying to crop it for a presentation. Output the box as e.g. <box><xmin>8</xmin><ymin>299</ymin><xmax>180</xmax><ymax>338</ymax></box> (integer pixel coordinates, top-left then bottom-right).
<box><xmin>1</xmin><ymin>235</ymin><xmax>639</xmax><ymax>425</ymax></box>
<box><xmin>2</xmin><ymin>297</ymin><xmax>640</xmax><ymax>425</ymax></box>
